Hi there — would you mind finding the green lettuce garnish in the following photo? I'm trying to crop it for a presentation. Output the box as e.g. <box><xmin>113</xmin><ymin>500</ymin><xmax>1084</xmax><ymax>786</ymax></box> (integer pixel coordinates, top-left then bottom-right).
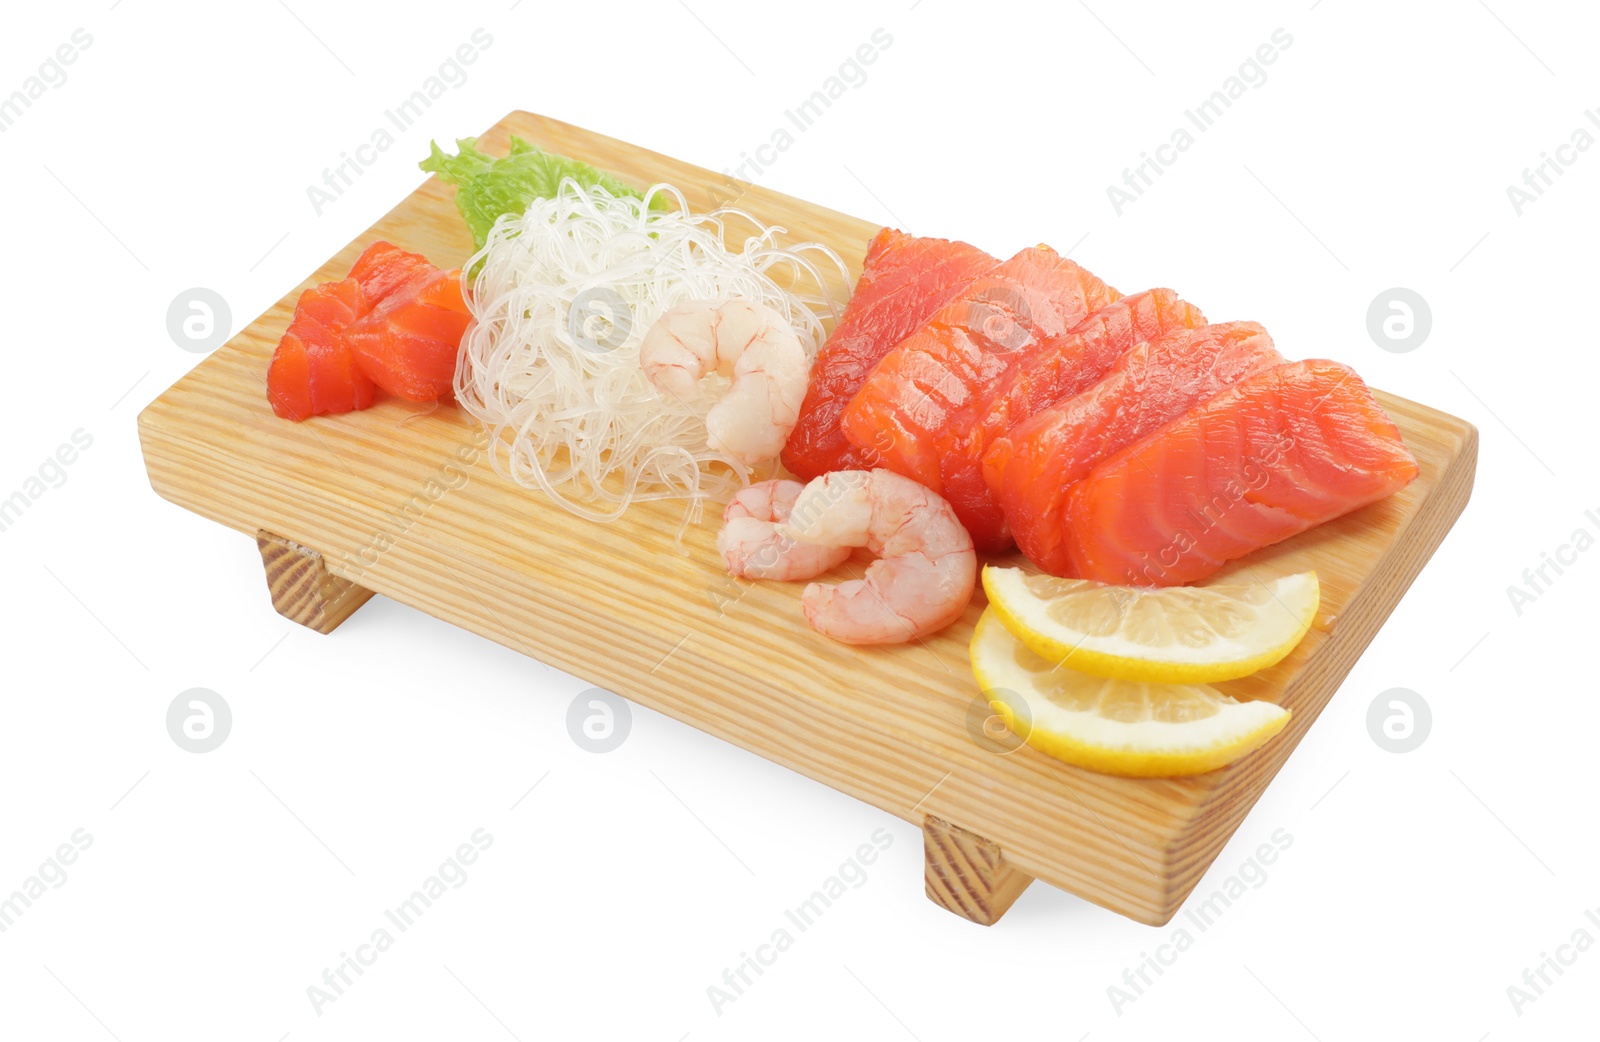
<box><xmin>420</xmin><ymin>136</ymin><xmax>661</xmax><ymax>249</ymax></box>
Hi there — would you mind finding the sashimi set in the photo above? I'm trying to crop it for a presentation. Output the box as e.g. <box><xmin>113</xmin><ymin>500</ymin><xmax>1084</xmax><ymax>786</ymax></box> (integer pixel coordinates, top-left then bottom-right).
<box><xmin>260</xmin><ymin>135</ymin><xmax>1422</xmax><ymax>780</ymax></box>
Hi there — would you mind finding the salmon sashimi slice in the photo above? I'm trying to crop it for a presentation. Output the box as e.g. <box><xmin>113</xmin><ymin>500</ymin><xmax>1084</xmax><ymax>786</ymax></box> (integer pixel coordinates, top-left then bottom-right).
<box><xmin>1064</xmin><ymin>359</ymin><xmax>1421</xmax><ymax>586</ymax></box>
<box><xmin>348</xmin><ymin>241</ymin><xmax>436</xmax><ymax>301</ymax></box>
<box><xmin>347</xmin><ymin>267</ymin><xmax>472</xmax><ymax>401</ymax></box>
<box><xmin>781</xmin><ymin>229</ymin><xmax>998</xmax><ymax>480</ymax></box>
<box><xmin>992</xmin><ymin>321</ymin><xmax>1284</xmax><ymax>576</ymax></box>
<box><xmin>929</xmin><ymin>289</ymin><xmax>1207</xmax><ymax>554</ymax></box>
<box><xmin>266</xmin><ymin>241</ymin><xmax>470</xmax><ymax>419</ymax></box>
<box><xmin>266</xmin><ymin>278</ymin><xmax>376</xmax><ymax>421</ymax></box>
<box><xmin>838</xmin><ymin>246</ymin><xmax>1120</xmax><ymax>551</ymax></box>
<box><xmin>978</xmin><ymin>289</ymin><xmax>1208</xmax><ymax>495</ymax></box>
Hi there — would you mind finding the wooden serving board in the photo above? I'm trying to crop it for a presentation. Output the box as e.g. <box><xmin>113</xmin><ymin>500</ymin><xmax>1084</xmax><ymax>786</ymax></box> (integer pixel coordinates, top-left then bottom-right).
<box><xmin>138</xmin><ymin>111</ymin><xmax>1477</xmax><ymax>927</ymax></box>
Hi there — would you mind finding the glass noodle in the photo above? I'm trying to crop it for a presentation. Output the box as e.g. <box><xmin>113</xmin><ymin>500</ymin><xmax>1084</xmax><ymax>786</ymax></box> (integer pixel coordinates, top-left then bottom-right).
<box><xmin>455</xmin><ymin>180</ymin><xmax>847</xmax><ymax>527</ymax></box>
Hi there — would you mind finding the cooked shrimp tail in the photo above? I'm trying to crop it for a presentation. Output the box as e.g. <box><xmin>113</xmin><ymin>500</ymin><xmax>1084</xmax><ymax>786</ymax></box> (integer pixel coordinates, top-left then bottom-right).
<box><xmin>640</xmin><ymin>299</ymin><xmax>809</xmax><ymax>467</ymax></box>
<box><xmin>778</xmin><ymin>469</ymin><xmax>976</xmax><ymax>645</ymax></box>
<box><xmin>718</xmin><ymin>479</ymin><xmax>852</xmax><ymax>581</ymax></box>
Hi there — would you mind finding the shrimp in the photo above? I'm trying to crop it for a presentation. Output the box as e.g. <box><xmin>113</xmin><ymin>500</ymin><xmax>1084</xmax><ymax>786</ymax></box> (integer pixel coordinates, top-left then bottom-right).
<box><xmin>717</xmin><ymin>479</ymin><xmax>852</xmax><ymax>581</ymax></box>
<box><xmin>639</xmin><ymin>299</ymin><xmax>809</xmax><ymax>467</ymax></box>
<box><xmin>778</xmin><ymin>469</ymin><xmax>976</xmax><ymax>645</ymax></box>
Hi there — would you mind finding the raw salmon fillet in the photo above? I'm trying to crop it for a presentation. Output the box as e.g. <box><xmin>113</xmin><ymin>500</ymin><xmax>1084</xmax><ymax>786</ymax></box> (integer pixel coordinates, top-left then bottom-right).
<box><xmin>932</xmin><ymin>290</ymin><xmax>1206</xmax><ymax>557</ymax></box>
<box><xmin>266</xmin><ymin>241</ymin><xmax>469</xmax><ymax>419</ymax></box>
<box><xmin>266</xmin><ymin>278</ymin><xmax>375</xmax><ymax>421</ymax></box>
<box><xmin>781</xmin><ymin>228</ymin><xmax>997</xmax><ymax>480</ymax></box>
<box><xmin>347</xmin><ymin>267</ymin><xmax>471</xmax><ymax>401</ymax></box>
<box><xmin>838</xmin><ymin>246</ymin><xmax>1120</xmax><ymax>550</ymax></box>
<box><xmin>978</xmin><ymin>289</ymin><xmax>1207</xmax><ymax>494</ymax></box>
<box><xmin>1064</xmin><ymin>359</ymin><xmax>1420</xmax><ymax>586</ymax></box>
<box><xmin>991</xmin><ymin>321</ymin><xmax>1284</xmax><ymax>575</ymax></box>
<box><xmin>914</xmin><ymin>288</ymin><xmax>1208</xmax><ymax>550</ymax></box>
<box><xmin>349</xmin><ymin>241</ymin><xmax>436</xmax><ymax>301</ymax></box>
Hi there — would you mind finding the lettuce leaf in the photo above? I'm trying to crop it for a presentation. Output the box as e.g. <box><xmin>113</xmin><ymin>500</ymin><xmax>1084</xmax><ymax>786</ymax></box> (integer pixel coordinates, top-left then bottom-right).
<box><xmin>420</xmin><ymin>136</ymin><xmax>659</xmax><ymax>249</ymax></box>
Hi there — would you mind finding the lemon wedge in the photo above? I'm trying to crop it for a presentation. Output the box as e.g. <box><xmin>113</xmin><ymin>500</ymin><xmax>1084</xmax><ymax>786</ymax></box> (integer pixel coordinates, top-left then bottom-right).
<box><xmin>982</xmin><ymin>566</ymin><xmax>1319</xmax><ymax>684</ymax></box>
<box><xmin>970</xmin><ymin>609</ymin><xmax>1291</xmax><ymax>777</ymax></box>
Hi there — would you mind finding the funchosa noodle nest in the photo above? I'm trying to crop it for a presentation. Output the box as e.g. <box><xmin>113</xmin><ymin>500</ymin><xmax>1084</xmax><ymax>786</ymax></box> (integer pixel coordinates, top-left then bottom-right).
<box><xmin>455</xmin><ymin>180</ymin><xmax>847</xmax><ymax>525</ymax></box>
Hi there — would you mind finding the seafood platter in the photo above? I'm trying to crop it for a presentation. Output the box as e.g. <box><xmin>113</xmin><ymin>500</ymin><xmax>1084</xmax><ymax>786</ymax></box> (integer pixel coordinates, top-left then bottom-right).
<box><xmin>138</xmin><ymin>112</ymin><xmax>1477</xmax><ymax>926</ymax></box>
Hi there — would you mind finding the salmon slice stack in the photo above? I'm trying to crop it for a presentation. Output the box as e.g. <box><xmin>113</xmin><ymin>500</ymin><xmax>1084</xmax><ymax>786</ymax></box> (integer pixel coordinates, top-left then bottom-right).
<box><xmin>978</xmin><ymin>289</ymin><xmax>1208</xmax><ymax>485</ymax></box>
<box><xmin>1064</xmin><ymin>360</ymin><xmax>1421</xmax><ymax>586</ymax></box>
<box><xmin>266</xmin><ymin>242</ymin><xmax>469</xmax><ymax>420</ymax></box>
<box><xmin>990</xmin><ymin>321</ymin><xmax>1284</xmax><ymax>575</ymax></box>
<box><xmin>781</xmin><ymin>229</ymin><xmax>998</xmax><ymax>480</ymax></box>
<box><xmin>838</xmin><ymin>246</ymin><xmax>1120</xmax><ymax>551</ymax></box>
<box><xmin>349</xmin><ymin>241</ymin><xmax>437</xmax><ymax>301</ymax></box>
<box><xmin>347</xmin><ymin>267</ymin><xmax>471</xmax><ymax>401</ymax></box>
<box><xmin>265</xmin><ymin>278</ymin><xmax>376</xmax><ymax>422</ymax></box>
<box><xmin>938</xmin><ymin>288</ymin><xmax>1208</xmax><ymax>549</ymax></box>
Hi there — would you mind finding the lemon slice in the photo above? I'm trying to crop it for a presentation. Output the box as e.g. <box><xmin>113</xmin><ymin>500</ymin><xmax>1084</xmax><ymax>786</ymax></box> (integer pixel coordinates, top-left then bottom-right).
<box><xmin>970</xmin><ymin>609</ymin><xmax>1290</xmax><ymax>777</ymax></box>
<box><xmin>982</xmin><ymin>566</ymin><xmax>1319</xmax><ymax>684</ymax></box>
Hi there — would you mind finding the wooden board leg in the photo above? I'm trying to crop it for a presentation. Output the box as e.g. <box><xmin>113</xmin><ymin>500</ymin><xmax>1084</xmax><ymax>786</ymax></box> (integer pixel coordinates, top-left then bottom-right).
<box><xmin>923</xmin><ymin>814</ymin><xmax>1034</xmax><ymax>926</ymax></box>
<box><xmin>256</xmin><ymin>530</ymin><xmax>374</xmax><ymax>634</ymax></box>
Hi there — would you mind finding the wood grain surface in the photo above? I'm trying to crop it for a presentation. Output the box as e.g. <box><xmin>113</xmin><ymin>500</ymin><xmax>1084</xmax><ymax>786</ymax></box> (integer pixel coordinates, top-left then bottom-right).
<box><xmin>137</xmin><ymin>111</ymin><xmax>1477</xmax><ymax>926</ymax></box>
<box><xmin>923</xmin><ymin>815</ymin><xmax>1034</xmax><ymax>926</ymax></box>
<box><xmin>256</xmin><ymin>530</ymin><xmax>374</xmax><ymax>634</ymax></box>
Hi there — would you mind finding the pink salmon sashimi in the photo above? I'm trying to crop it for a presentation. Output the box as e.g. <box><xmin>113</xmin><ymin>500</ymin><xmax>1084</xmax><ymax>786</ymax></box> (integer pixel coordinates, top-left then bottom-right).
<box><xmin>1064</xmin><ymin>359</ymin><xmax>1421</xmax><ymax>586</ymax></box>
<box><xmin>991</xmin><ymin>321</ymin><xmax>1284</xmax><ymax>576</ymax></box>
<box><xmin>781</xmin><ymin>228</ymin><xmax>998</xmax><ymax>480</ymax></box>
<box><xmin>838</xmin><ymin>245</ymin><xmax>1120</xmax><ymax>550</ymax></box>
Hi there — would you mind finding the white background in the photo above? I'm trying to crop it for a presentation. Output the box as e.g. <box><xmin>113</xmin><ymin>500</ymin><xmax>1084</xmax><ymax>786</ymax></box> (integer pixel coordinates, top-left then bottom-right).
<box><xmin>1</xmin><ymin>0</ymin><xmax>1595</xmax><ymax>1039</ymax></box>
